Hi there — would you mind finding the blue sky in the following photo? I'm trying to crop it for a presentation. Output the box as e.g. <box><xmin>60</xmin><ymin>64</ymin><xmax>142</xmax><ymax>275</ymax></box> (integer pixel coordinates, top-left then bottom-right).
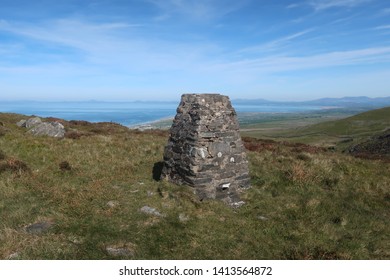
<box><xmin>0</xmin><ymin>0</ymin><xmax>390</xmax><ymax>101</ymax></box>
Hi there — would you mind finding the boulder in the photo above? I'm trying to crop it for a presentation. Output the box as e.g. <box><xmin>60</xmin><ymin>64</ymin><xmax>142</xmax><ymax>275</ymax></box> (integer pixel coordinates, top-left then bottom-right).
<box><xmin>25</xmin><ymin>117</ymin><xmax>42</xmax><ymax>128</ymax></box>
<box><xmin>28</xmin><ymin>121</ymin><xmax>65</xmax><ymax>138</ymax></box>
<box><xmin>17</xmin><ymin>117</ymin><xmax>66</xmax><ymax>138</ymax></box>
<box><xmin>16</xmin><ymin>120</ymin><xmax>27</xmax><ymax>127</ymax></box>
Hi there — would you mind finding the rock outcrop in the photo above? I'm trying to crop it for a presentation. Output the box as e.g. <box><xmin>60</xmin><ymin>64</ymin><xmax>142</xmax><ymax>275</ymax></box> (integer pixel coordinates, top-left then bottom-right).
<box><xmin>348</xmin><ymin>129</ymin><xmax>390</xmax><ymax>160</ymax></box>
<box><xmin>29</xmin><ymin>121</ymin><xmax>65</xmax><ymax>138</ymax></box>
<box><xmin>17</xmin><ymin>117</ymin><xmax>65</xmax><ymax>138</ymax></box>
<box><xmin>161</xmin><ymin>93</ymin><xmax>250</xmax><ymax>206</ymax></box>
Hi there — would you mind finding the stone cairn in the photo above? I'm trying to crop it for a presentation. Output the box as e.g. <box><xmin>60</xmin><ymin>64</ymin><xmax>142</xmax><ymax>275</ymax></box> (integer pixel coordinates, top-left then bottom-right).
<box><xmin>161</xmin><ymin>94</ymin><xmax>250</xmax><ymax>206</ymax></box>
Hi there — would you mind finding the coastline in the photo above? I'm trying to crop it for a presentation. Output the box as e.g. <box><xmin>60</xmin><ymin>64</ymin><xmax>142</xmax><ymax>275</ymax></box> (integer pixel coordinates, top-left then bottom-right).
<box><xmin>128</xmin><ymin>116</ymin><xmax>174</xmax><ymax>130</ymax></box>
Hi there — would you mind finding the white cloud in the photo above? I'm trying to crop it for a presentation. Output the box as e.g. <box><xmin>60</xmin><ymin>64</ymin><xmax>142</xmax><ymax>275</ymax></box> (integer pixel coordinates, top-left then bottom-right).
<box><xmin>381</xmin><ymin>8</ymin><xmax>390</xmax><ymax>14</ymax></box>
<box><xmin>238</xmin><ymin>29</ymin><xmax>315</xmax><ymax>54</ymax></box>
<box><xmin>308</xmin><ymin>0</ymin><xmax>371</xmax><ymax>11</ymax></box>
<box><xmin>1</xmin><ymin>11</ymin><xmax>390</xmax><ymax>101</ymax></box>
<box><xmin>147</xmin><ymin>0</ymin><xmax>248</xmax><ymax>21</ymax></box>
<box><xmin>0</xmin><ymin>19</ymin><xmax>141</xmax><ymax>51</ymax></box>
<box><xmin>374</xmin><ymin>25</ymin><xmax>390</xmax><ymax>30</ymax></box>
<box><xmin>0</xmin><ymin>18</ymin><xmax>220</xmax><ymax>78</ymax></box>
<box><xmin>215</xmin><ymin>47</ymin><xmax>390</xmax><ymax>74</ymax></box>
<box><xmin>2</xmin><ymin>17</ymin><xmax>389</xmax><ymax>78</ymax></box>
<box><xmin>286</xmin><ymin>3</ymin><xmax>301</xmax><ymax>9</ymax></box>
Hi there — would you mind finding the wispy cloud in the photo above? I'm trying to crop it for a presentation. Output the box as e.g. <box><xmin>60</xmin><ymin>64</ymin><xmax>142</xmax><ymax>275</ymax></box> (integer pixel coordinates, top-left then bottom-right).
<box><xmin>0</xmin><ymin>19</ymin><xmax>141</xmax><ymax>48</ymax></box>
<box><xmin>308</xmin><ymin>0</ymin><xmax>372</xmax><ymax>11</ymax></box>
<box><xmin>238</xmin><ymin>29</ymin><xmax>315</xmax><ymax>54</ymax></box>
<box><xmin>1</xmin><ymin>2</ymin><xmax>390</xmax><ymax>101</ymax></box>
<box><xmin>3</xmin><ymin>17</ymin><xmax>389</xmax><ymax>78</ymax></box>
<box><xmin>147</xmin><ymin>0</ymin><xmax>248</xmax><ymax>21</ymax></box>
<box><xmin>0</xmin><ymin>18</ymin><xmax>219</xmax><ymax>76</ymax></box>
<box><xmin>0</xmin><ymin>19</ymin><xmax>149</xmax><ymax>65</ymax></box>
<box><xmin>217</xmin><ymin>47</ymin><xmax>390</xmax><ymax>74</ymax></box>
<box><xmin>328</xmin><ymin>14</ymin><xmax>360</xmax><ymax>25</ymax></box>
<box><xmin>286</xmin><ymin>3</ymin><xmax>301</xmax><ymax>9</ymax></box>
<box><xmin>374</xmin><ymin>25</ymin><xmax>390</xmax><ymax>30</ymax></box>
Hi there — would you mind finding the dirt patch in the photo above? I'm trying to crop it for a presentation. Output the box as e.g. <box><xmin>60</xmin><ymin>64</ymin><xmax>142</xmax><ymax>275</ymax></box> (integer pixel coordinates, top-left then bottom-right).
<box><xmin>0</xmin><ymin>157</ymin><xmax>30</xmax><ymax>174</ymax></box>
<box><xmin>243</xmin><ymin>137</ymin><xmax>327</xmax><ymax>154</ymax></box>
<box><xmin>242</xmin><ymin>137</ymin><xmax>278</xmax><ymax>152</ymax></box>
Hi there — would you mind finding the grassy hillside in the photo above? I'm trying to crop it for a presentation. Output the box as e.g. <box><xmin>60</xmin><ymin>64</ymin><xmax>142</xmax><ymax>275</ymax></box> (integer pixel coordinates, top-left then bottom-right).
<box><xmin>297</xmin><ymin>106</ymin><xmax>390</xmax><ymax>137</ymax></box>
<box><xmin>0</xmin><ymin>113</ymin><xmax>389</xmax><ymax>259</ymax></box>
<box><xmin>242</xmin><ymin>107</ymin><xmax>390</xmax><ymax>148</ymax></box>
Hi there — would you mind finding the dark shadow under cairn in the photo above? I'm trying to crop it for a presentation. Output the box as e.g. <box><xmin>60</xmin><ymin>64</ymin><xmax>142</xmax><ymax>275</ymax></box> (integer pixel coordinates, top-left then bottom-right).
<box><xmin>152</xmin><ymin>161</ymin><xmax>164</xmax><ymax>181</ymax></box>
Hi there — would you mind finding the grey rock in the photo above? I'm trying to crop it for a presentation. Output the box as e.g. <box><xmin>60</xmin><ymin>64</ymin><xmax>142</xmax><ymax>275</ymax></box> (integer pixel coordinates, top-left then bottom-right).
<box><xmin>179</xmin><ymin>213</ymin><xmax>190</xmax><ymax>222</ymax></box>
<box><xmin>16</xmin><ymin>120</ymin><xmax>27</xmax><ymax>127</ymax></box>
<box><xmin>28</xmin><ymin>121</ymin><xmax>65</xmax><ymax>138</ymax></box>
<box><xmin>231</xmin><ymin>201</ymin><xmax>245</xmax><ymax>208</ymax></box>
<box><xmin>147</xmin><ymin>191</ymin><xmax>154</xmax><ymax>197</ymax></box>
<box><xmin>25</xmin><ymin>117</ymin><xmax>42</xmax><ymax>128</ymax></box>
<box><xmin>7</xmin><ymin>252</ymin><xmax>20</xmax><ymax>259</ymax></box>
<box><xmin>106</xmin><ymin>244</ymin><xmax>135</xmax><ymax>257</ymax></box>
<box><xmin>161</xmin><ymin>94</ymin><xmax>250</xmax><ymax>205</ymax></box>
<box><xmin>18</xmin><ymin>117</ymin><xmax>66</xmax><ymax>138</ymax></box>
<box><xmin>25</xmin><ymin>221</ymin><xmax>54</xmax><ymax>234</ymax></box>
<box><xmin>257</xmin><ymin>215</ymin><xmax>269</xmax><ymax>221</ymax></box>
<box><xmin>107</xmin><ymin>200</ymin><xmax>120</xmax><ymax>208</ymax></box>
<box><xmin>140</xmin><ymin>206</ymin><xmax>164</xmax><ymax>217</ymax></box>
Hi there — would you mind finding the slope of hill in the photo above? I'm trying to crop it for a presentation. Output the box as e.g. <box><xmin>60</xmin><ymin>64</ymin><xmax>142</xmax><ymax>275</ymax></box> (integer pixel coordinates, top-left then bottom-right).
<box><xmin>0</xmin><ymin>112</ymin><xmax>389</xmax><ymax>260</ymax></box>
<box><xmin>297</xmin><ymin>106</ymin><xmax>390</xmax><ymax>136</ymax></box>
<box><xmin>291</xmin><ymin>106</ymin><xmax>390</xmax><ymax>147</ymax></box>
<box><xmin>242</xmin><ymin>107</ymin><xmax>390</xmax><ymax>149</ymax></box>
<box><xmin>233</xmin><ymin>96</ymin><xmax>390</xmax><ymax>108</ymax></box>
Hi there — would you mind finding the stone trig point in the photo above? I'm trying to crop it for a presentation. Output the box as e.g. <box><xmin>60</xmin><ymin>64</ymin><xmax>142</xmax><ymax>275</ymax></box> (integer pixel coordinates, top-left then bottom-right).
<box><xmin>161</xmin><ymin>93</ymin><xmax>250</xmax><ymax>205</ymax></box>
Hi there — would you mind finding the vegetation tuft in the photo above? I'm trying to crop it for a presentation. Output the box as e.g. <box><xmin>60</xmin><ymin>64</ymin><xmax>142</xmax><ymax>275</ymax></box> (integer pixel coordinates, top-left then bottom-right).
<box><xmin>59</xmin><ymin>161</ymin><xmax>72</xmax><ymax>171</ymax></box>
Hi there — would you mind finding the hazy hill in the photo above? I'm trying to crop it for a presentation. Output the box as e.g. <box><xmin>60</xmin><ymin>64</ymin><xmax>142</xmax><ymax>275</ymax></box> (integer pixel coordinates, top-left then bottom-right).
<box><xmin>233</xmin><ymin>96</ymin><xmax>390</xmax><ymax>108</ymax></box>
<box><xmin>303</xmin><ymin>96</ymin><xmax>390</xmax><ymax>106</ymax></box>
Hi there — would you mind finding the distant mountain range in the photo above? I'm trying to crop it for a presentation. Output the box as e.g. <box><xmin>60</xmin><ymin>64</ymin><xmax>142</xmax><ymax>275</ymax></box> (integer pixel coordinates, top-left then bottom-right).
<box><xmin>2</xmin><ymin>96</ymin><xmax>390</xmax><ymax>108</ymax></box>
<box><xmin>232</xmin><ymin>96</ymin><xmax>390</xmax><ymax>107</ymax></box>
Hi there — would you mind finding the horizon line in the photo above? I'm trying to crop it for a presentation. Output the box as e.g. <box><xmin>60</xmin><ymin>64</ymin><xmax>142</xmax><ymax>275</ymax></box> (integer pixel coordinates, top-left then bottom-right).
<box><xmin>1</xmin><ymin>95</ymin><xmax>390</xmax><ymax>104</ymax></box>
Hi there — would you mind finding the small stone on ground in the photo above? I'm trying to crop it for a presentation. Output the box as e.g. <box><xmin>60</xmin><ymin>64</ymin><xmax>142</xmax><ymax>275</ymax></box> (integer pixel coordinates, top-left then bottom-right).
<box><xmin>140</xmin><ymin>206</ymin><xmax>164</xmax><ymax>217</ymax></box>
<box><xmin>7</xmin><ymin>252</ymin><xmax>20</xmax><ymax>259</ymax></box>
<box><xmin>179</xmin><ymin>213</ymin><xmax>190</xmax><ymax>222</ymax></box>
<box><xmin>107</xmin><ymin>200</ymin><xmax>120</xmax><ymax>208</ymax></box>
<box><xmin>106</xmin><ymin>243</ymin><xmax>135</xmax><ymax>257</ymax></box>
<box><xmin>25</xmin><ymin>221</ymin><xmax>54</xmax><ymax>234</ymax></box>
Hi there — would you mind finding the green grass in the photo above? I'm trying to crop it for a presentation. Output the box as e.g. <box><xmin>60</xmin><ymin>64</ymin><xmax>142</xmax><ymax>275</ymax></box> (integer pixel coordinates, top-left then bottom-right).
<box><xmin>295</xmin><ymin>106</ymin><xmax>390</xmax><ymax>137</ymax></box>
<box><xmin>241</xmin><ymin>107</ymin><xmax>390</xmax><ymax>149</ymax></box>
<box><xmin>0</xmin><ymin>112</ymin><xmax>389</xmax><ymax>259</ymax></box>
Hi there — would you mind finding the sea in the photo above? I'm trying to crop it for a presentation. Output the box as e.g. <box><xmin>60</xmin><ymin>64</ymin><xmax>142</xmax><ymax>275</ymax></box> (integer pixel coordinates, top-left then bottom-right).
<box><xmin>0</xmin><ymin>101</ymin><xmax>324</xmax><ymax>127</ymax></box>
